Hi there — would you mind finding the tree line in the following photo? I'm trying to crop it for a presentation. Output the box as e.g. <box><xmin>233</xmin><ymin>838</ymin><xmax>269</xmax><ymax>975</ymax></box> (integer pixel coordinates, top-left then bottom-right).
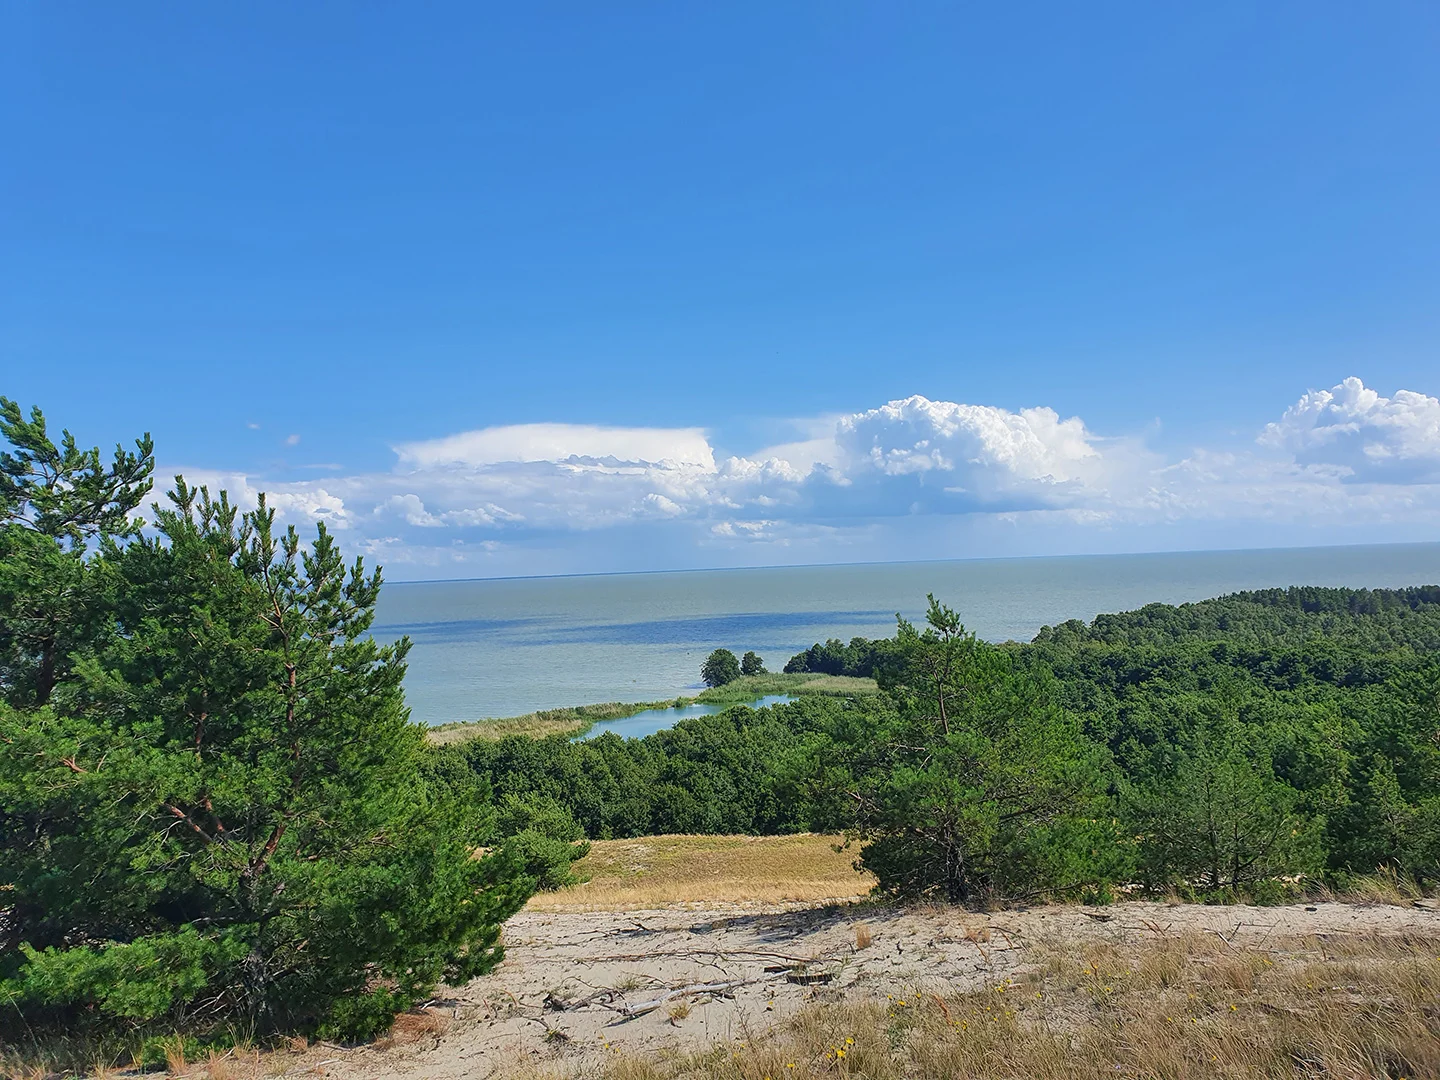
<box><xmin>457</xmin><ymin>589</ymin><xmax>1440</xmax><ymax>902</ymax></box>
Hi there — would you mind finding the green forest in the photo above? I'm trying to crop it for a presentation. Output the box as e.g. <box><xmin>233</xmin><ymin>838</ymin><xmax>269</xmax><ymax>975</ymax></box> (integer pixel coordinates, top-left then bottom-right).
<box><xmin>2</xmin><ymin>402</ymin><xmax>1438</xmax><ymax>1060</ymax></box>
<box><xmin>452</xmin><ymin>586</ymin><xmax>1440</xmax><ymax>903</ymax></box>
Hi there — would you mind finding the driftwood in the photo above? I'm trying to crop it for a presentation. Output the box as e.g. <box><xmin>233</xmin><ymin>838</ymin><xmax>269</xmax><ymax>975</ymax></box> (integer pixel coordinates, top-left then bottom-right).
<box><xmin>616</xmin><ymin>980</ymin><xmax>751</xmax><ymax>1020</ymax></box>
<box><xmin>571</xmin><ymin>947</ymin><xmax>824</xmax><ymax>965</ymax></box>
<box><xmin>784</xmin><ymin>970</ymin><xmax>834</xmax><ymax>985</ymax></box>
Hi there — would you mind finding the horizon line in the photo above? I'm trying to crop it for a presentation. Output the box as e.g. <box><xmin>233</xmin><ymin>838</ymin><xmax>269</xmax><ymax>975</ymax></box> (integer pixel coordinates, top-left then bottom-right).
<box><xmin>383</xmin><ymin>537</ymin><xmax>1440</xmax><ymax>588</ymax></box>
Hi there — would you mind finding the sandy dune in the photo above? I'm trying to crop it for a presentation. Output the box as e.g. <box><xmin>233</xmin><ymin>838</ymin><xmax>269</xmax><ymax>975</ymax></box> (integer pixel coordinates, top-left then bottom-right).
<box><xmin>298</xmin><ymin>898</ymin><xmax>1440</xmax><ymax>1079</ymax></box>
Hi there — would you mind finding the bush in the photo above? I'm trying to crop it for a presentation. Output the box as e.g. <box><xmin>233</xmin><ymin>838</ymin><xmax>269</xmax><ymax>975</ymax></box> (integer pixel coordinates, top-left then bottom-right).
<box><xmin>494</xmin><ymin>793</ymin><xmax>591</xmax><ymax>891</ymax></box>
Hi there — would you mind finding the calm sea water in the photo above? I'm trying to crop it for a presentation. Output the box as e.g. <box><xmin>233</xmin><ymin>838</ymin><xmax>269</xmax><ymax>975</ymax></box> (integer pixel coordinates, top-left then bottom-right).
<box><xmin>372</xmin><ymin>543</ymin><xmax>1440</xmax><ymax>726</ymax></box>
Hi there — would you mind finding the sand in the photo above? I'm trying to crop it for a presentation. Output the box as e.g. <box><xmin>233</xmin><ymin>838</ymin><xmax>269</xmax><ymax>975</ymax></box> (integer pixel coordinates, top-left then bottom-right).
<box><xmin>287</xmin><ymin>898</ymin><xmax>1440</xmax><ymax>1080</ymax></box>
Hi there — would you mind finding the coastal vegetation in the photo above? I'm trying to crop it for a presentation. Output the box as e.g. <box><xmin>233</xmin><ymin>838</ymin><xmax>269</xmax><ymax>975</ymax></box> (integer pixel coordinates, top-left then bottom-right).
<box><xmin>425</xmin><ymin>672</ymin><xmax>880</xmax><ymax>744</ymax></box>
<box><xmin>0</xmin><ymin>403</ymin><xmax>535</xmax><ymax>1057</ymax></box>
<box><xmin>2</xmin><ymin>399</ymin><xmax>1438</xmax><ymax>1070</ymax></box>
<box><xmin>693</xmin><ymin>671</ymin><xmax>878</xmax><ymax>704</ymax></box>
<box><xmin>700</xmin><ymin>647</ymin><xmax>741</xmax><ymax>687</ymax></box>
<box><xmin>447</xmin><ymin>585</ymin><xmax>1440</xmax><ymax>901</ymax></box>
<box><xmin>427</xmin><ymin>699</ymin><xmax>682</xmax><ymax>744</ymax></box>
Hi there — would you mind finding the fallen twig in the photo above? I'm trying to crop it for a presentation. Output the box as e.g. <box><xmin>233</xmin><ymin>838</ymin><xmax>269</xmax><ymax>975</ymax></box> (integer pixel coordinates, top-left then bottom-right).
<box><xmin>615</xmin><ymin>980</ymin><xmax>752</xmax><ymax>1020</ymax></box>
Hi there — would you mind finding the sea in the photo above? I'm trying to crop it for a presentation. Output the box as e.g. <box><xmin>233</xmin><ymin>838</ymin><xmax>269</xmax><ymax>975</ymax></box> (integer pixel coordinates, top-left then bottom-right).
<box><xmin>371</xmin><ymin>542</ymin><xmax>1440</xmax><ymax>727</ymax></box>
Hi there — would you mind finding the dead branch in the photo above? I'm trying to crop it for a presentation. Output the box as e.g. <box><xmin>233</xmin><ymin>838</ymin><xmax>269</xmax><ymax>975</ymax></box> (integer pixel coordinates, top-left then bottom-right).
<box><xmin>615</xmin><ymin>979</ymin><xmax>753</xmax><ymax>1021</ymax></box>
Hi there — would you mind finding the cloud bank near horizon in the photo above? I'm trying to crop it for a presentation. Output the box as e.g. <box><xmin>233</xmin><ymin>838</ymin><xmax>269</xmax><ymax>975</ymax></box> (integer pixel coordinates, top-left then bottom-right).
<box><xmin>164</xmin><ymin>377</ymin><xmax>1440</xmax><ymax>576</ymax></box>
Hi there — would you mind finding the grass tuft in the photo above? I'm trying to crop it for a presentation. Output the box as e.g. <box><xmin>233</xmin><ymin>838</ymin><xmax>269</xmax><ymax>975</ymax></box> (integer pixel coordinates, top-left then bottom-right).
<box><xmin>1322</xmin><ymin>866</ymin><xmax>1425</xmax><ymax>906</ymax></box>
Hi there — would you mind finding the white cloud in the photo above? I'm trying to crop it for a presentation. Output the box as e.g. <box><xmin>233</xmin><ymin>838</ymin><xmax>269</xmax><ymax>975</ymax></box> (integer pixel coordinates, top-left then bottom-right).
<box><xmin>395</xmin><ymin>422</ymin><xmax>715</xmax><ymax>470</ymax></box>
<box><xmin>1258</xmin><ymin>376</ymin><xmax>1440</xmax><ymax>482</ymax></box>
<box><xmin>838</xmin><ymin>396</ymin><xmax>1098</xmax><ymax>481</ymax></box>
<box><xmin>808</xmin><ymin>395</ymin><xmax>1140</xmax><ymax>516</ymax></box>
<box><xmin>641</xmin><ymin>493</ymin><xmax>686</xmax><ymax>517</ymax></box>
<box><xmin>159</xmin><ymin>378</ymin><xmax>1440</xmax><ymax>576</ymax></box>
<box><xmin>377</xmin><ymin>493</ymin><xmax>442</xmax><ymax>527</ymax></box>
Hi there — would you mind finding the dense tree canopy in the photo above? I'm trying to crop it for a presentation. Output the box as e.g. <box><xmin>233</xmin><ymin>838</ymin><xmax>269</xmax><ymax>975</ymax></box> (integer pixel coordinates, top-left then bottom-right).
<box><xmin>458</xmin><ymin>584</ymin><xmax>1440</xmax><ymax>900</ymax></box>
<box><xmin>844</xmin><ymin>597</ymin><xmax>1119</xmax><ymax>902</ymax></box>
<box><xmin>783</xmin><ymin>635</ymin><xmax>896</xmax><ymax>677</ymax></box>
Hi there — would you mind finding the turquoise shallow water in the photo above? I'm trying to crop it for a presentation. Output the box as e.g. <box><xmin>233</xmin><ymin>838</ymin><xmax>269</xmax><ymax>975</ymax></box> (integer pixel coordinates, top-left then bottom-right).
<box><xmin>372</xmin><ymin>542</ymin><xmax>1440</xmax><ymax>726</ymax></box>
<box><xmin>577</xmin><ymin>694</ymin><xmax>796</xmax><ymax>741</ymax></box>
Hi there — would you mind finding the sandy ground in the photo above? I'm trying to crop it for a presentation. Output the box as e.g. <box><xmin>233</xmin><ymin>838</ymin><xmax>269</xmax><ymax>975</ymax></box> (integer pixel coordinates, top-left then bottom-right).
<box><xmin>293</xmin><ymin>898</ymin><xmax>1440</xmax><ymax>1080</ymax></box>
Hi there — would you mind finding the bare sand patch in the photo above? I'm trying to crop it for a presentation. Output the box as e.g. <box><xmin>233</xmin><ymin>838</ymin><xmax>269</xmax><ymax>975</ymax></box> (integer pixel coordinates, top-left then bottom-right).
<box><xmin>276</xmin><ymin>898</ymin><xmax>1440</xmax><ymax>1080</ymax></box>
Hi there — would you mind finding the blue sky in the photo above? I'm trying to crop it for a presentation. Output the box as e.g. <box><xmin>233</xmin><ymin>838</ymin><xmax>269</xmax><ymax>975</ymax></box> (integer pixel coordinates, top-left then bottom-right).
<box><xmin>4</xmin><ymin>3</ymin><xmax>1440</xmax><ymax>577</ymax></box>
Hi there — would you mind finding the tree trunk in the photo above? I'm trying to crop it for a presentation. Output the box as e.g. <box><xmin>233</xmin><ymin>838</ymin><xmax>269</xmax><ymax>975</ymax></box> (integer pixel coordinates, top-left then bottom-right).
<box><xmin>34</xmin><ymin>636</ymin><xmax>56</xmax><ymax>706</ymax></box>
<box><xmin>943</xmin><ymin>838</ymin><xmax>968</xmax><ymax>903</ymax></box>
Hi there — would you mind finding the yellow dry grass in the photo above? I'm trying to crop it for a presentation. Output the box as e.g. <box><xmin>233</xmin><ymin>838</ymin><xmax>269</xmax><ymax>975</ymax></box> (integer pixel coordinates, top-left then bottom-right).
<box><xmin>526</xmin><ymin>833</ymin><xmax>875</xmax><ymax>911</ymax></box>
<box><xmin>566</xmin><ymin>930</ymin><xmax>1440</xmax><ymax>1080</ymax></box>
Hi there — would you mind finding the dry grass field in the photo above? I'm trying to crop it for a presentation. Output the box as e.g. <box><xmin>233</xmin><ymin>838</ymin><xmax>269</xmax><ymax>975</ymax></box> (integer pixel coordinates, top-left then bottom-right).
<box><xmin>527</xmin><ymin>833</ymin><xmax>875</xmax><ymax>910</ymax></box>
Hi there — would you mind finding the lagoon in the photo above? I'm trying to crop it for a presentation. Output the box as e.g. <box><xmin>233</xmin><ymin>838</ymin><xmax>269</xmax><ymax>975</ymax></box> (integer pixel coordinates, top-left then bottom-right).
<box><xmin>576</xmin><ymin>694</ymin><xmax>796</xmax><ymax>741</ymax></box>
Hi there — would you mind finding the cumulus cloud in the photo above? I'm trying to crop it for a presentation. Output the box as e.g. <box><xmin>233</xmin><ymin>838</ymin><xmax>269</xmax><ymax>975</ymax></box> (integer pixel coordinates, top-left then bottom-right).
<box><xmin>1258</xmin><ymin>376</ymin><xmax>1440</xmax><ymax>482</ymax></box>
<box><xmin>806</xmin><ymin>395</ymin><xmax>1135</xmax><ymax>516</ymax></box>
<box><xmin>159</xmin><ymin>377</ymin><xmax>1440</xmax><ymax>574</ymax></box>
<box><xmin>838</xmin><ymin>397</ymin><xmax>1097</xmax><ymax>480</ymax></box>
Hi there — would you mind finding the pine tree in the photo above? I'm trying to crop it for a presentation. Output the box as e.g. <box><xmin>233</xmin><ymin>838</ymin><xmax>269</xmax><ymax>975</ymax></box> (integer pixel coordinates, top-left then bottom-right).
<box><xmin>0</xmin><ymin>397</ymin><xmax>153</xmax><ymax>706</ymax></box>
<box><xmin>845</xmin><ymin>595</ymin><xmax>1121</xmax><ymax>903</ymax></box>
<box><xmin>1125</xmin><ymin>708</ymin><xmax>1322</xmax><ymax>893</ymax></box>
<box><xmin>0</xmin><ymin>478</ymin><xmax>532</xmax><ymax>1041</ymax></box>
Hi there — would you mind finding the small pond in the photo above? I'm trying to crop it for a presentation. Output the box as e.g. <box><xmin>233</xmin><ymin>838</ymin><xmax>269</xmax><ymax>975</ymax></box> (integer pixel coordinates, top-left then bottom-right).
<box><xmin>576</xmin><ymin>694</ymin><xmax>795</xmax><ymax>741</ymax></box>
